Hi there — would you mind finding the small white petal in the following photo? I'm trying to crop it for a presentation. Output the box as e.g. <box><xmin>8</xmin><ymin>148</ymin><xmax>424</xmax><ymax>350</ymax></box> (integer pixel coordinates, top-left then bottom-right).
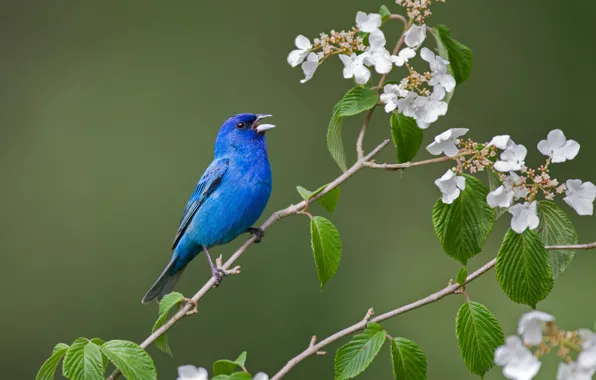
<box><xmin>404</xmin><ymin>24</ymin><xmax>427</xmax><ymax>48</ymax></box>
<box><xmin>435</xmin><ymin>170</ymin><xmax>466</xmax><ymax>204</ymax></box>
<box><xmin>177</xmin><ymin>366</ymin><xmax>208</xmax><ymax>380</ymax></box>
<box><xmin>295</xmin><ymin>35</ymin><xmax>311</xmax><ymax>50</ymax></box>
<box><xmin>495</xmin><ymin>336</ymin><xmax>542</xmax><ymax>380</ymax></box>
<box><xmin>509</xmin><ymin>201</ymin><xmax>539</xmax><ymax>234</ymax></box>
<box><xmin>488</xmin><ymin>135</ymin><xmax>516</xmax><ymax>150</ymax></box>
<box><xmin>368</xmin><ymin>30</ymin><xmax>386</xmax><ymax>48</ymax></box>
<box><xmin>518</xmin><ymin>311</ymin><xmax>555</xmax><ymax>346</ymax></box>
<box><xmin>487</xmin><ymin>186</ymin><xmax>514</xmax><ymax>208</ymax></box>
<box><xmin>356</xmin><ymin>12</ymin><xmax>382</xmax><ymax>33</ymax></box>
<box><xmin>300</xmin><ymin>53</ymin><xmax>319</xmax><ymax>83</ymax></box>
<box><xmin>253</xmin><ymin>373</ymin><xmax>270</xmax><ymax>380</ymax></box>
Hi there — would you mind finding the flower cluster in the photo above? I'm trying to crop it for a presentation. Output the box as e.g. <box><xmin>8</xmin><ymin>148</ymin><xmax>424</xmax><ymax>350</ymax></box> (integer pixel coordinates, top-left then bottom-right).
<box><xmin>431</xmin><ymin>129</ymin><xmax>595</xmax><ymax>233</ymax></box>
<box><xmin>495</xmin><ymin>311</ymin><xmax>596</xmax><ymax>380</ymax></box>
<box><xmin>396</xmin><ymin>0</ymin><xmax>447</xmax><ymax>24</ymax></box>
<box><xmin>177</xmin><ymin>366</ymin><xmax>269</xmax><ymax>380</ymax></box>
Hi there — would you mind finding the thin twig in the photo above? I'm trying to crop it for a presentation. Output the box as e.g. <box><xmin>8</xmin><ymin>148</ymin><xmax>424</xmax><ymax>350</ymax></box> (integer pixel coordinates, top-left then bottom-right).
<box><xmin>270</xmin><ymin>242</ymin><xmax>596</xmax><ymax>379</ymax></box>
<box><xmin>365</xmin><ymin>154</ymin><xmax>458</xmax><ymax>170</ymax></box>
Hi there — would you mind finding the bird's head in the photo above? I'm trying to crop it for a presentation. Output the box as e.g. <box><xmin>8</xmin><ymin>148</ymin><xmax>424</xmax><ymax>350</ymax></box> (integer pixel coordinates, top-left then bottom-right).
<box><xmin>214</xmin><ymin>113</ymin><xmax>275</xmax><ymax>157</ymax></box>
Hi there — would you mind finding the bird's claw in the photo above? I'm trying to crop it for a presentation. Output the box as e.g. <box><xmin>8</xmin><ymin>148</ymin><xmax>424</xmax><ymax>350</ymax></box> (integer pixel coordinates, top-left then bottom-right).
<box><xmin>183</xmin><ymin>297</ymin><xmax>199</xmax><ymax>315</ymax></box>
<box><xmin>247</xmin><ymin>227</ymin><xmax>265</xmax><ymax>243</ymax></box>
<box><xmin>211</xmin><ymin>256</ymin><xmax>241</xmax><ymax>287</ymax></box>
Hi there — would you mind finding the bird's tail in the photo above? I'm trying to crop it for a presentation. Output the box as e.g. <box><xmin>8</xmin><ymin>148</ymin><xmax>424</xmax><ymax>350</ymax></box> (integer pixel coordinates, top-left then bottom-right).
<box><xmin>142</xmin><ymin>257</ymin><xmax>185</xmax><ymax>304</ymax></box>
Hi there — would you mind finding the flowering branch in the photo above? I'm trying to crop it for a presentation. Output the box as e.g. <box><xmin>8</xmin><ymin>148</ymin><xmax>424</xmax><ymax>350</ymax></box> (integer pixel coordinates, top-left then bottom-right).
<box><xmin>270</xmin><ymin>241</ymin><xmax>596</xmax><ymax>380</ymax></box>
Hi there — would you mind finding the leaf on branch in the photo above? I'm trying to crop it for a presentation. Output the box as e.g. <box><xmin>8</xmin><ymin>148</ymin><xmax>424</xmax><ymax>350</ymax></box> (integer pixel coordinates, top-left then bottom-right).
<box><xmin>36</xmin><ymin>343</ymin><xmax>69</xmax><ymax>380</ymax></box>
<box><xmin>379</xmin><ymin>5</ymin><xmax>391</xmax><ymax>21</ymax></box>
<box><xmin>538</xmin><ymin>201</ymin><xmax>578</xmax><ymax>278</ymax></box>
<box><xmin>432</xmin><ymin>175</ymin><xmax>495</xmax><ymax>265</ymax></box>
<box><xmin>311</xmin><ymin>216</ymin><xmax>342</xmax><ymax>288</ymax></box>
<box><xmin>431</xmin><ymin>25</ymin><xmax>473</xmax><ymax>85</ymax></box>
<box><xmin>455</xmin><ymin>266</ymin><xmax>467</xmax><ymax>286</ymax></box>
<box><xmin>334</xmin><ymin>323</ymin><xmax>387</xmax><ymax>380</ymax></box>
<box><xmin>100</xmin><ymin>340</ymin><xmax>157</xmax><ymax>380</ymax></box>
<box><xmin>456</xmin><ymin>302</ymin><xmax>504</xmax><ymax>377</ymax></box>
<box><xmin>496</xmin><ymin>229</ymin><xmax>553</xmax><ymax>307</ymax></box>
<box><xmin>327</xmin><ymin>87</ymin><xmax>379</xmax><ymax>171</ymax></box>
<box><xmin>297</xmin><ymin>185</ymin><xmax>341</xmax><ymax>213</ymax></box>
<box><xmin>390</xmin><ymin>113</ymin><xmax>424</xmax><ymax>163</ymax></box>
<box><xmin>62</xmin><ymin>338</ymin><xmax>106</xmax><ymax>380</ymax></box>
<box><xmin>213</xmin><ymin>352</ymin><xmax>248</xmax><ymax>376</ymax></box>
<box><xmin>152</xmin><ymin>291</ymin><xmax>185</xmax><ymax>356</ymax></box>
<box><xmin>390</xmin><ymin>337</ymin><xmax>427</xmax><ymax>380</ymax></box>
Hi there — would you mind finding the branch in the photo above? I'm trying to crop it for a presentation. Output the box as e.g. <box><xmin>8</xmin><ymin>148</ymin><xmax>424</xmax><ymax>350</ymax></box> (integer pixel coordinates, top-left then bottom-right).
<box><xmin>270</xmin><ymin>241</ymin><xmax>596</xmax><ymax>379</ymax></box>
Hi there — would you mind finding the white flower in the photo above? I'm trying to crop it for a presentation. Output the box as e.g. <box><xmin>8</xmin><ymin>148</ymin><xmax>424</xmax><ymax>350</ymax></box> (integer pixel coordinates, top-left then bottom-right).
<box><xmin>420</xmin><ymin>48</ymin><xmax>456</xmax><ymax>92</ymax></box>
<box><xmin>391</xmin><ymin>47</ymin><xmax>416</xmax><ymax>67</ymax></box>
<box><xmin>518</xmin><ymin>311</ymin><xmax>555</xmax><ymax>346</ymax></box>
<box><xmin>364</xmin><ymin>30</ymin><xmax>393</xmax><ymax>74</ymax></box>
<box><xmin>253</xmin><ymin>373</ymin><xmax>270</xmax><ymax>380</ymax></box>
<box><xmin>578</xmin><ymin>329</ymin><xmax>596</xmax><ymax>370</ymax></box>
<box><xmin>488</xmin><ymin>135</ymin><xmax>516</xmax><ymax>150</ymax></box>
<box><xmin>355</xmin><ymin>11</ymin><xmax>382</xmax><ymax>33</ymax></box>
<box><xmin>537</xmin><ymin>129</ymin><xmax>580</xmax><ymax>163</ymax></box>
<box><xmin>435</xmin><ymin>170</ymin><xmax>466</xmax><ymax>204</ymax></box>
<box><xmin>177</xmin><ymin>366</ymin><xmax>208</xmax><ymax>380</ymax></box>
<box><xmin>413</xmin><ymin>85</ymin><xmax>448</xmax><ymax>129</ymax></box>
<box><xmin>557</xmin><ymin>361</ymin><xmax>595</xmax><ymax>380</ymax></box>
<box><xmin>426</xmin><ymin>128</ymin><xmax>468</xmax><ymax>157</ymax></box>
<box><xmin>494</xmin><ymin>144</ymin><xmax>527</xmax><ymax>172</ymax></box>
<box><xmin>509</xmin><ymin>201</ymin><xmax>539</xmax><ymax>234</ymax></box>
<box><xmin>404</xmin><ymin>24</ymin><xmax>427</xmax><ymax>48</ymax></box>
<box><xmin>564</xmin><ymin>179</ymin><xmax>596</xmax><ymax>216</ymax></box>
<box><xmin>300</xmin><ymin>53</ymin><xmax>319</xmax><ymax>83</ymax></box>
<box><xmin>505</xmin><ymin>172</ymin><xmax>530</xmax><ymax>200</ymax></box>
<box><xmin>339</xmin><ymin>53</ymin><xmax>371</xmax><ymax>84</ymax></box>
<box><xmin>487</xmin><ymin>186</ymin><xmax>515</xmax><ymax>208</ymax></box>
<box><xmin>380</xmin><ymin>84</ymin><xmax>408</xmax><ymax>113</ymax></box>
<box><xmin>495</xmin><ymin>336</ymin><xmax>541</xmax><ymax>380</ymax></box>
<box><xmin>287</xmin><ymin>35</ymin><xmax>312</xmax><ymax>68</ymax></box>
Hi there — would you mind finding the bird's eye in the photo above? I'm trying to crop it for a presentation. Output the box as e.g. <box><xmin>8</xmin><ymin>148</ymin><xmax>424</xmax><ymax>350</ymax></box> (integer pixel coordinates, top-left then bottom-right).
<box><xmin>236</xmin><ymin>122</ymin><xmax>247</xmax><ymax>129</ymax></box>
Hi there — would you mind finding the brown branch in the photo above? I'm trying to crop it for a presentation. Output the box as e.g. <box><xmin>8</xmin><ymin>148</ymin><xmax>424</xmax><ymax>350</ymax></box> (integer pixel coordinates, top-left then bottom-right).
<box><xmin>270</xmin><ymin>242</ymin><xmax>596</xmax><ymax>379</ymax></box>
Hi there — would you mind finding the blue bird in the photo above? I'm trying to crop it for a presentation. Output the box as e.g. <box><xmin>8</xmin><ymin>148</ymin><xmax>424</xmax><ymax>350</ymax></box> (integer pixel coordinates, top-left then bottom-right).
<box><xmin>142</xmin><ymin>113</ymin><xmax>275</xmax><ymax>303</ymax></box>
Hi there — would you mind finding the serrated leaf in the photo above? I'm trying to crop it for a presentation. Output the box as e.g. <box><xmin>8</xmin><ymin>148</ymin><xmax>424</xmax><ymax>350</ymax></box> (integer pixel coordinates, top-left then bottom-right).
<box><xmin>90</xmin><ymin>339</ymin><xmax>108</xmax><ymax>370</ymax></box>
<box><xmin>296</xmin><ymin>186</ymin><xmax>340</xmax><ymax>213</ymax></box>
<box><xmin>212</xmin><ymin>373</ymin><xmax>252</xmax><ymax>380</ymax></box>
<box><xmin>62</xmin><ymin>338</ymin><xmax>105</xmax><ymax>380</ymax></box>
<box><xmin>432</xmin><ymin>175</ymin><xmax>495</xmax><ymax>264</ymax></box>
<box><xmin>496</xmin><ymin>229</ymin><xmax>553</xmax><ymax>307</ymax></box>
<box><xmin>100</xmin><ymin>340</ymin><xmax>157</xmax><ymax>380</ymax></box>
<box><xmin>456</xmin><ymin>302</ymin><xmax>504</xmax><ymax>376</ymax></box>
<box><xmin>390</xmin><ymin>337</ymin><xmax>427</xmax><ymax>380</ymax></box>
<box><xmin>390</xmin><ymin>113</ymin><xmax>424</xmax><ymax>163</ymax></box>
<box><xmin>327</xmin><ymin>87</ymin><xmax>379</xmax><ymax>171</ymax></box>
<box><xmin>487</xmin><ymin>170</ymin><xmax>508</xmax><ymax>219</ymax></box>
<box><xmin>456</xmin><ymin>266</ymin><xmax>467</xmax><ymax>285</ymax></box>
<box><xmin>379</xmin><ymin>5</ymin><xmax>391</xmax><ymax>21</ymax></box>
<box><xmin>432</xmin><ymin>25</ymin><xmax>473</xmax><ymax>85</ymax></box>
<box><xmin>36</xmin><ymin>343</ymin><xmax>69</xmax><ymax>380</ymax></box>
<box><xmin>310</xmin><ymin>216</ymin><xmax>342</xmax><ymax>288</ymax></box>
<box><xmin>335</xmin><ymin>323</ymin><xmax>387</xmax><ymax>380</ymax></box>
<box><xmin>538</xmin><ymin>201</ymin><xmax>578</xmax><ymax>278</ymax></box>
<box><xmin>152</xmin><ymin>291</ymin><xmax>184</xmax><ymax>355</ymax></box>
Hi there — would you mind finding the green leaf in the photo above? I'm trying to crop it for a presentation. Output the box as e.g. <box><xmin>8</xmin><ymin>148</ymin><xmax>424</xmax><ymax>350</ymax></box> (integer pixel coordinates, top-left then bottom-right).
<box><xmin>432</xmin><ymin>175</ymin><xmax>495</xmax><ymax>264</ymax></box>
<box><xmin>152</xmin><ymin>291</ymin><xmax>185</xmax><ymax>355</ymax></box>
<box><xmin>310</xmin><ymin>216</ymin><xmax>342</xmax><ymax>288</ymax></box>
<box><xmin>456</xmin><ymin>266</ymin><xmax>467</xmax><ymax>285</ymax></box>
<box><xmin>379</xmin><ymin>5</ymin><xmax>391</xmax><ymax>21</ymax></box>
<box><xmin>296</xmin><ymin>186</ymin><xmax>341</xmax><ymax>213</ymax></box>
<box><xmin>62</xmin><ymin>338</ymin><xmax>105</xmax><ymax>380</ymax></box>
<box><xmin>538</xmin><ymin>201</ymin><xmax>579</xmax><ymax>278</ymax></box>
<box><xmin>456</xmin><ymin>302</ymin><xmax>504</xmax><ymax>376</ymax></box>
<box><xmin>213</xmin><ymin>352</ymin><xmax>247</xmax><ymax>376</ymax></box>
<box><xmin>36</xmin><ymin>343</ymin><xmax>69</xmax><ymax>380</ymax></box>
<box><xmin>234</xmin><ymin>352</ymin><xmax>247</xmax><ymax>367</ymax></box>
<box><xmin>100</xmin><ymin>340</ymin><xmax>157</xmax><ymax>380</ymax></box>
<box><xmin>212</xmin><ymin>373</ymin><xmax>252</xmax><ymax>380</ymax></box>
<box><xmin>328</xmin><ymin>87</ymin><xmax>379</xmax><ymax>171</ymax></box>
<box><xmin>496</xmin><ymin>229</ymin><xmax>553</xmax><ymax>307</ymax></box>
<box><xmin>431</xmin><ymin>25</ymin><xmax>473</xmax><ymax>85</ymax></box>
<box><xmin>390</xmin><ymin>113</ymin><xmax>424</xmax><ymax>163</ymax></box>
<box><xmin>390</xmin><ymin>337</ymin><xmax>427</xmax><ymax>380</ymax></box>
<box><xmin>335</xmin><ymin>323</ymin><xmax>387</xmax><ymax>380</ymax></box>
<box><xmin>487</xmin><ymin>170</ymin><xmax>508</xmax><ymax>219</ymax></box>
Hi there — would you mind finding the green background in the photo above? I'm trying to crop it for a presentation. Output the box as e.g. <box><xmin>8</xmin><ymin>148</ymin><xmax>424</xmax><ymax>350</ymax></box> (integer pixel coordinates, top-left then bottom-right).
<box><xmin>1</xmin><ymin>0</ymin><xmax>595</xmax><ymax>378</ymax></box>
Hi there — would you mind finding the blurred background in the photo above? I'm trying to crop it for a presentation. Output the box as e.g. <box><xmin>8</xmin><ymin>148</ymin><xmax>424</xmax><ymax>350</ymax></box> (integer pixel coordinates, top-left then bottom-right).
<box><xmin>1</xmin><ymin>0</ymin><xmax>595</xmax><ymax>378</ymax></box>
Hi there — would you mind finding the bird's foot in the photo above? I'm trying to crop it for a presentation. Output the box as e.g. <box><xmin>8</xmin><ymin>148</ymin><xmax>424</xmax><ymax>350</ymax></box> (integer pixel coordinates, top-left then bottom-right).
<box><xmin>183</xmin><ymin>298</ymin><xmax>199</xmax><ymax>316</ymax></box>
<box><xmin>211</xmin><ymin>255</ymin><xmax>241</xmax><ymax>288</ymax></box>
<box><xmin>247</xmin><ymin>227</ymin><xmax>265</xmax><ymax>243</ymax></box>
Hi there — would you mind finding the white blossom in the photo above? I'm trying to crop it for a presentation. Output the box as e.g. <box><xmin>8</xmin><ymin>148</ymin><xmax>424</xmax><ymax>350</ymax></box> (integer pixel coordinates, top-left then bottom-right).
<box><xmin>420</xmin><ymin>48</ymin><xmax>456</xmax><ymax>92</ymax></box>
<box><xmin>339</xmin><ymin>53</ymin><xmax>371</xmax><ymax>84</ymax></box>
<box><xmin>494</xmin><ymin>144</ymin><xmax>527</xmax><ymax>172</ymax></box>
<box><xmin>426</xmin><ymin>128</ymin><xmax>469</xmax><ymax>157</ymax></box>
<box><xmin>435</xmin><ymin>170</ymin><xmax>466</xmax><ymax>204</ymax></box>
<box><xmin>177</xmin><ymin>366</ymin><xmax>208</xmax><ymax>380</ymax></box>
<box><xmin>391</xmin><ymin>47</ymin><xmax>416</xmax><ymax>67</ymax></box>
<box><xmin>518</xmin><ymin>311</ymin><xmax>555</xmax><ymax>346</ymax></box>
<box><xmin>380</xmin><ymin>84</ymin><xmax>408</xmax><ymax>113</ymax></box>
<box><xmin>537</xmin><ymin>129</ymin><xmax>580</xmax><ymax>163</ymax></box>
<box><xmin>287</xmin><ymin>35</ymin><xmax>312</xmax><ymax>67</ymax></box>
<box><xmin>564</xmin><ymin>179</ymin><xmax>596</xmax><ymax>216</ymax></box>
<box><xmin>488</xmin><ymin>135</ymin><xmax>516</xmax><ymax>150</ymax></box>
<box><xmin>578</xmin><ymin>329</ymin><xmax>596</xmax><ymax>370</ymax></box>
<box><xmin>412</xmin><ymin>85</ymin><xmax>448</xmax><ymax>129</ymax></box>
<box><xmin>300</xmin><ymin>53</ymin><xmax>319</xmax><ymax>83</ymax></box>
<box><xmin>364</xmin><ymin>30</ymin><xmax>393</xmax><ymax>74</ymax></box>
<box><xmin>487</xmin><ymin>186</ymin><xmax>515</xmax><ymax>208</ymax></box>
<box><xmin>509</xmin><ymin>201</ymin><xmax>539</xmax><ymax>234</ymax></box>
<box><xmin>355</xmin><ymin>11</ymin><xmax>382</xmax><ymax>33</ymax></box>
<box><xmin>253</xmin><ymin>373</ymin><xmax>270</xmax><ymax>380</ymax></box>
<box><xmin>495</xmin><ymin>336</ymin><xmax>542</xmax><ymax>380</ymax></box>
<box><xmin>557</xmin><ymin>361</ymin><xmax>595</xmax><ymax>380</ymax></box>
<box><xmin>404</xmin><ymin>24</ymin><xmax>427</xmax><ymax>48</ymax></box>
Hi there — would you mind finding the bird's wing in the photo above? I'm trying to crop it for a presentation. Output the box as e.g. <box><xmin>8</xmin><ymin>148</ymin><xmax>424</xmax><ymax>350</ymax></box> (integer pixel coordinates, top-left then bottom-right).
<box><xmin>172</xmin><ymin>158</ymin><xmax>230</xmax><ymax>249</ymax></box>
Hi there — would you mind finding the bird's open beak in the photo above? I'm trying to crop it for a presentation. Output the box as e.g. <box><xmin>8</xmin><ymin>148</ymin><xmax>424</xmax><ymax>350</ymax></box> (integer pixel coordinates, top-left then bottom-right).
<box><xmin>254</xmin><ymin>114</ymin><xmax>276</xmax><ymax>133</ymax></box>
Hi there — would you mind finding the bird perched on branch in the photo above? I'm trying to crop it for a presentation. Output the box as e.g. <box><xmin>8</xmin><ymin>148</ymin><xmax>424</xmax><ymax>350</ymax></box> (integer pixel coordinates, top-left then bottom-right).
<box><xmin>142</xmin><ymin>114</ymin><xmax>275</xmax><ymax>303</ymax></box>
